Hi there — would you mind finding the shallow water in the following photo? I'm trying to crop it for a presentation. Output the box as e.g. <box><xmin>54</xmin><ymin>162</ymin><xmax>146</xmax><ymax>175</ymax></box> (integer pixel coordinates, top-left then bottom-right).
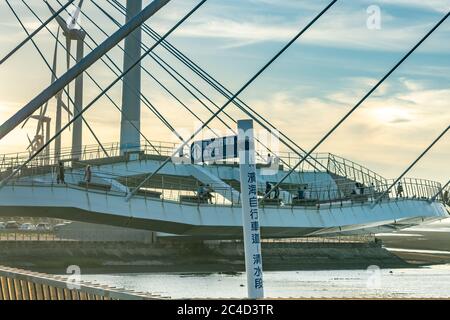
<box><xmin>82</xmin><ymin>264</ymin><xmax>450</xmax><ymax>299</ymax></box>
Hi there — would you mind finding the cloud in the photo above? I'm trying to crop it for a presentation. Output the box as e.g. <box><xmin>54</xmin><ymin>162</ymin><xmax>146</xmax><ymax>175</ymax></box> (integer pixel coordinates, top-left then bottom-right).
<box><xmin>373</xmin><ymin>0</ymin><xmax>450</xmax><ymax>13</ymax></box>
<box><xmin>242</xmin><ymin>76</ymin><xmax>450</xmax><ymax>182</ymax></box>
<box><xmin>165</xmin><ymin>3</ymin><xmax>450</xmax><ymax>53</ymax></box>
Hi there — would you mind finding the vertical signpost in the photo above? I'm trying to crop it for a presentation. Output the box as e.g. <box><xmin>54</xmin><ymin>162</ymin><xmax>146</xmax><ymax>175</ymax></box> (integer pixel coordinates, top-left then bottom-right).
<box><xmin>189</xmin><ymin>119</ymin><xmax>264</xmax><ymax>299</ymax></box>
<box><xmin>237</xmin><ymin>119</ymin><xmax>264</xmax><ymax>299</ymax></box>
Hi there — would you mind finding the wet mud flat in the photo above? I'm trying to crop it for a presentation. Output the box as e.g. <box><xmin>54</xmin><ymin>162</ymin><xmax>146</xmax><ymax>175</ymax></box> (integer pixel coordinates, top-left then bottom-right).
<box><xmin>0</xmin><ymin>239</ymin><xmax>412</xmax><ymax>274</ymax></box>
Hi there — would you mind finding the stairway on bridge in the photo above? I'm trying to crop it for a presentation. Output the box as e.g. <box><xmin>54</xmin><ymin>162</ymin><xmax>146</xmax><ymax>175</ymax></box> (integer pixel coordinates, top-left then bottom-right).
<box><xmin>187</xmin><ymin>165</ymin><xmax>240</xmax><ymax>203</ymax></box>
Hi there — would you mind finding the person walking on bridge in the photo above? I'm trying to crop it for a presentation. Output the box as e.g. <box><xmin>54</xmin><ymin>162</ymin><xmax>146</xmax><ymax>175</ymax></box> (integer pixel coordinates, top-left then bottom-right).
<box><xmin>84</xmin><ymin>165</ymin><xmax>92</xmax><ymax>184</ymax></box>
<box><xmin>397</xmin><ymin>182</ymin><xmax>404</xmax><ymax>198</ymax></box>
<box><xmin>56</xmin><ymin>161</ymin><xmax>65</xmax><ymax>184</ymax></box>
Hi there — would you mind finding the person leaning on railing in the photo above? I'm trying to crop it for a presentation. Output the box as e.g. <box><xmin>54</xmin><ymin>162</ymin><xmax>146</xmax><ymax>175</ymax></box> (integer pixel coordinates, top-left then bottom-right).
<box><xmin>205</xmin><ymin>184</ymin><xmax>214</xmax><ymax>204</ymax></box>
<box><xmin>197</xmin><ymin>184</ymin><xmax>208</xmax><ymax>203</ymax></box>
<box><xmin>56</xmin><ymin>161</ymin><xmax>65</xmax><ymax>184</ymax></box>
<box><xmin>396</xmin><ymin>182</ymin><xmax>404</xmax><ymax>198</ymax></box>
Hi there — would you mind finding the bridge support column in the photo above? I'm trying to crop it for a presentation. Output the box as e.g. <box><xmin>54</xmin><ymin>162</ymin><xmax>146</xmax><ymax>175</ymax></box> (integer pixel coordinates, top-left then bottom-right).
<box><xmin>120</xmin><ymin>0</ymin><xmax>143</xmax><ymax>154</ymax></box>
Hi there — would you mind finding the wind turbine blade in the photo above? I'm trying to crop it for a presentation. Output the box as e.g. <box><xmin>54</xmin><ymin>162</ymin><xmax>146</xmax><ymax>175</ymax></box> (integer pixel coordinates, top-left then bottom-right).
<box><xmin>40</xmin><ymin>101</ymin><xmax>50</xmax><ymax>123</ymax></box>
<box><xmin>68</xmin><ymin>7</ymin><xmax>81</xmax><ymax>30</ymax></box>
<box><xmin>60</xmin><ymin>98</ymin><xmax>73</xmax><ymax>117</ymax></box>
<box><xmin>35</xmin><ymin>112</ymin><xmax>46</xmax><ymax>137</ymax></box>
<box><xmin>67</xmin><ymin>0</ymin><xmax>84</xmax><ymax>30</ymax></box>
<box><xmin>21</xmin><ymin>116</ymin><xmax>30</xmax><ymax>129</ymax></box>
<box><xmin>44</xmin><ymin>1</ymin><xmax>70</xmax><ymax>33</ymax></box>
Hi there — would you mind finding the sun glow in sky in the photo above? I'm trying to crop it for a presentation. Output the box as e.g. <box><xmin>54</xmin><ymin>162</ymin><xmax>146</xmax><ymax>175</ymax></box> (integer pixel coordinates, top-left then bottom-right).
<box><xmin>372</xmin><ymin>107</ymin><xmax>413</xmax><ymax>124</ymax></box>
<box><xmin>0</xmin><ymin>0</ymin><xmax>449</xmax><ymax>183</ymax></box>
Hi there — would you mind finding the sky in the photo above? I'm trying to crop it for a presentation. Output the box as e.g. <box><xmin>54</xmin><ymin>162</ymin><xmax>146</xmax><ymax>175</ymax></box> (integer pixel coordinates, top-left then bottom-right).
<box><xmin>0</xmin><ymin>0</ymin><xmax>449</xmax><ymax>184</ymax></box>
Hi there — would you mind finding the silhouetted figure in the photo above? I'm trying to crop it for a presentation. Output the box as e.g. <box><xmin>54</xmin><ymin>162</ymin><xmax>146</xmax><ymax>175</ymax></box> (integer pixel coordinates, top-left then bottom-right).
<box><xmin>197</xmin><ymin>184</ymin><xmax>206</xmax><ymax>201</ymax></box>
<box><xmin>297</xmin><ymin>186</ymin><xmax>306</xmax><ymax>200</ymax></box>
<box><xmin>57</xmin><ymin>162</ymin><xmax>65</xmax><ymax>184</ymax></box>
<box><xmin>84</xmin><ymin>165</ymin><xmax>92</xmax><ymax>183</ymax></box>
<box><xmin>274</xmin><ymin>185</ymin><xmax>280</xmax><ymax>200</ymax></box>
<box><xmin>265</xmin><ymin>181</ymin><xmax>272</xmax><ymax>199</ymax></box>
<box><xmin>266</xmin><ymin>153</ymin><xmax>272</xmax><ymax>166</ymax></box>
<box><xmin>205</xmin><ymin>184</ymin><xmax>214</xmax><ymax>204</ymax></box>
<box><xmin>352</xmin><ymin>183</ymin><xmax>358</xmax><ymax>195</ymax></box>
<box><xmin>397</xmin><ymin>182</ymin><xmax>404</xmax><ymax>198</ymax></box>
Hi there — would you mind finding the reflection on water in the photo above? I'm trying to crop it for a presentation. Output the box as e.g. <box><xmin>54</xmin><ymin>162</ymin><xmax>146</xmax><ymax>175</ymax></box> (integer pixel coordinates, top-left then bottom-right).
<box><xmin>82</xmin><ymin>265</ymin><xmax>450</xmax><ymax>299</ymax></box>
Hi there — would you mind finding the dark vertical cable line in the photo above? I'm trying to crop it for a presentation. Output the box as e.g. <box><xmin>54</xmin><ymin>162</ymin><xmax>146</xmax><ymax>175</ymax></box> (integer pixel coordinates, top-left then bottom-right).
<box><xmin>264</xmin><ymin>10</ymin><xmax>450</xmax><ymax>200</ymax></box>
<box><xmin>128</xmin><ymin>0</ymin><xmax>338</xmax><ymax>200</ymax></box>
<box><xmin>108</xmin><ymin>0</ymin><xmax>327</xmax><ymax>173</ymax></box>
<box><xmin>100</xmin><ymin>1</ymin><xmax>239</xmax><ymax>130</ymax></box>
<box><xmin>97</xmin><ymin>0</ymin><xmax>318</xmax><ymax>173</ymax></box>
<box><xmin>69</xmin><ymin>0</ymin><xmax>223</xmax><ymax>142</ymax></box>
<box><xmin>34</xmin><ymin>0</ymin><xmax>161</xmax><ymax>154</ymax></box>
<box><xmin>0</xmin><ymin>0</ymin><xmax>209</xmax><ymax>189</ymax></box>
<box><xmin>7</xmin><ymin>0</ymin><xmax>109</xmax><ymax>157</ymax></box>
<box><xmin>89</xmin><ymin>0</ymin><xmax>290</xmax><ymax>170</ymax></box>
<box><xmin>47</xmin><ymin>0</ymin><xmax>179</xmax><ymax>142</ymax></box>
<box><xmin>0</xmin><ymin>0</ymin><xmax>75</xmax><ymax>66</ymax></box>
<box><xmin>144</xmin><ymin>43</ymin><xmax>318</xmax><ymax>172</ymax></box>
<box><xmin>56</xmin><ymin>0</ymin><xmax>226</xmax><ymax>145</ymax></box>
<box><xmin>89</xmin><ymin>2</ymin><xmax>239</xmax><ymax>135</ymax></box>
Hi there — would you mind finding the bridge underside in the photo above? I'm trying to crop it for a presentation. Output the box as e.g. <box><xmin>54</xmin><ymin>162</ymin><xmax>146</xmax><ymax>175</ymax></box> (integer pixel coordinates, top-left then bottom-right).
<box><xmin>0</xmin><ymin>184</ymin><xmax>447</xmax><ymax>239</ymax></box>
<box><xmin>0</xmin><ymin>205</ymin><xmax>321</xmax><ymax>239</ymax></box>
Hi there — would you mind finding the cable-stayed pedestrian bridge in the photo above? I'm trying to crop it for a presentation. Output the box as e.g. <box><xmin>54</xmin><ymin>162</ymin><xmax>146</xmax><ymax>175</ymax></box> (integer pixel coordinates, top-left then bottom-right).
<box><xmin>0</xmin><ymin>142</ymin><xmax>447</xmax><ymax>239</ymax></box>
<box><xmin>0</xmin><ymin>1</ymin><xmax>448</xmax><ymax>239</ymax></box>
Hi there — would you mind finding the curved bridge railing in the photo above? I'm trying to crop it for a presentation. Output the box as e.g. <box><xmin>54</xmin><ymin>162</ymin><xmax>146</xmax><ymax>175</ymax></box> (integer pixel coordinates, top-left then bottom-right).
<box><xmin>5</xmin><ymin>169</ymin><xmax>444</xmax><ymax>209</ymax></box>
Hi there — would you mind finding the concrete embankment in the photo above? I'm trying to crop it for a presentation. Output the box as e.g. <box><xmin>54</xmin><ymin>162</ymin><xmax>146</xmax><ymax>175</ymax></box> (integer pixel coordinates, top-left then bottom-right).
<box><xmin>0</xmin><ymin>240</ymin><xmax>410</xmax><ymax>273</ymax></box>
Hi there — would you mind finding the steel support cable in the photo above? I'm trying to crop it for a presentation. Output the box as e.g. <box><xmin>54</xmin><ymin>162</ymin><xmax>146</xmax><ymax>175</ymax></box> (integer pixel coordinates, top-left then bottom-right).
<box><xmin>75</xmin><ymin>0</ymin><xmax>225</xmax><ymax>144</ymax></box>
<box><xmin>108</xmin><ymin>0</ymin><xmax>326</xmax><ymax>173</ymax></box>
<box><xmin>264</xmin><ymin>10</ymin><xmax>450</xmax><ymax>200</ymax></box>
<box><xmin>0</xmin><ymin>0</ymin><xmax>75</xmax><ymax>66</ymax></box>
<box><xmin>8</xmin><ymin>0</ymin><xmax>109</xmax><ymax>158</ymax></box>
<box><xmin>99</xmin><ymin>0</ymin><xmax>312</xmax><ymax>173</ymax></box>
<box><xmin>109</xmin><ymin>0</ymin><xmax>327</xmax><ymax>172</ymax></box>
<box><xmin>38</xmin><ymin>0</ymin><xmax>161</xmax><ymax>155</ymax></box>
<box><xmin>142</xmin><ymin>19</ymin><xmax>327</xmax><ymax>171</ymax></box>
<box><xmin>372</xmin><ymin>125</ymin><xmax>449</xmax><ymax>207</ymax></box>
<box><xmin>126</xmin><ymin>0</ymin><xmax>338</xmax><ymax>201</ymax></box>
<box><xmin>0</xmin><ymin>0</ymin><xmax>173</xmax><ymax>141</ymax></box>
<box><xmin>49</xmin><ymin>0</ymin><xmax>174</xmax><ymax>147</ymax></box>
<box><xmin>51</xmin><ymin>0</ymin><xmax>183</xmax><ymax>144</ymax></box>
<box><xmin>429</xmin><ymin>179</ymin><xmax>450</xmax><ymax>203</ymax></box>
<box><xmin>146</xmin><ymin>42</ymin><xmax>319</xmax><ymax>173</ymax></box>
<box><xmin>145</xmin><ymin>42</ymin><xmax>308</xmax><ymax>173</ymax></box>
<box><xmin>106</xmin><ymin>0</ymin><xmax>241</xmax><ymax>132</ymax></box>
<box><xmin>92</xmin><ymin>0</ymin><xmax>280</xmax><ymax>170</ymax></box>
<box><xmin>90</xmin><ymin>1</ymin><xmax>241</xmax><ymax>141</ymax></box>
<box><xmin>0</xmin><ymin>0</ymin><xmax>207</xmax><ymax>189</ymax></box>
